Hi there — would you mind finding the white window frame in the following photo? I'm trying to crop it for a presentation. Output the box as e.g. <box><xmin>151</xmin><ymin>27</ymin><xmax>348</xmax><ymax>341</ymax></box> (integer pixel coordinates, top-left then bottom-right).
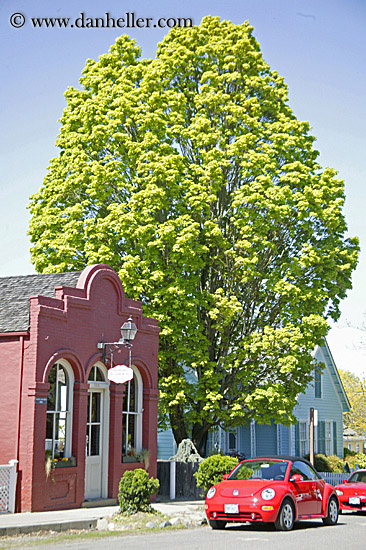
<box><xmin>325</xmin><ymin>420</ymin><xmax>333</xmax><ymax>455</ymax></box>
<box><xmin>46</xmin><ymin>359</ymin><xmax>74</xmax><ymax>459</ymax></box>
<box><xmin>314</xmin><ymin>367</ymin><xmax>322</xmax><ymax>399</ymax></box>
<box><xmin>226</xmin><ymin>428</ymin><xmax>239</xmax><ymax>453</ymax></box>
<box><xmin>299</xmin><ymin>420</ymin><xmax>308</xmax><ymax>457</ymax></box>
<box><xmin>122</xmin><ymin>365</ymin><xmax>143</xmax><ymax>457</ymax></box>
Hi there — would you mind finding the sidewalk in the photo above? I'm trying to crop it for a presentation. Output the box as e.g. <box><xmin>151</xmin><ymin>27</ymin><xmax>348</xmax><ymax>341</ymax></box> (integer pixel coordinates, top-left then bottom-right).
<box><xmin>0</xmin><ymin>499</ymin><xmax>205</xmax><ymax>536</ymax></box>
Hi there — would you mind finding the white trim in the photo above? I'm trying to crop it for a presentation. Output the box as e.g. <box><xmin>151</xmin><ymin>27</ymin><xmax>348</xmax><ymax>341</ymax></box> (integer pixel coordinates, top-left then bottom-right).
<box><xmin>46</xmin><ymin>359</ymin><xmax>74</xmax><ymax>459</ymax></box>
<box><xmin>250</xmin><ymin>421</ymin><xmax>256</xmax><ymax>457</ymax></box>
<box><xmin>122</xmin><ymin>364</ymin><xmax>143</xmax><ymax>453</ymax></box>
<box><xmin>85</xmin><ymin>362</ymin><xmax>110</xmax><ymax>500</ymax></box>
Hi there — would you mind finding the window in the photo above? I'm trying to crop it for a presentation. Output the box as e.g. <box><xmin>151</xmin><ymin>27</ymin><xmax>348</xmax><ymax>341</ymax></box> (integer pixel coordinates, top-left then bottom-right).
<box><xmin>46</xmin><ymin>362</ymin><xmax>73</xmax><ymax>459</ymax></box>
<box><xmin>325</xmin><ymin>421</ymin><xmax>332</xmax><ymax>455</ymax></box>
<box><xmin>122</xmin><ymin>367</ymin><xmax>143</xmax><ymax>459</ymax></box>
<box><xmin>314</xmin><ymin>367</ymin><xmax>322</xmax><ymax>398</ymax></box>
<box><xmin>291</xmin><ymin>461</ymin><xmax>321</xmax><ymax>481</ymax></box>
<box><xmin>299</xmin><ymin>421</ymin><xmax>308</xmax><ymax>456</ymax></box>
<box><xmin>227</xmin><ymin>428</ymin><xmax>238</xmax><ymax>453</ymax></box>
<box><xmin>356</xmin><ymin>443</ymin><xmax>360</xmax><ymax>453</ymax></box>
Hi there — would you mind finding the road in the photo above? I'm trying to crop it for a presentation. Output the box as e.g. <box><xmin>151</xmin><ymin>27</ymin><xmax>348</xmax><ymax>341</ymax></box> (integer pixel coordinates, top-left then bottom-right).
<box><xmin>7</xmin><ymin>513</ymin><xmax>366</xmax><ymax>550</ymax></box>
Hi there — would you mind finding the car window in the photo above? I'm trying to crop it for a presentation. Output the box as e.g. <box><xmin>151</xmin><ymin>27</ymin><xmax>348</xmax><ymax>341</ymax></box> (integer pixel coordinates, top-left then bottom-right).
<box><xmin>229</xmin><ymin>460</ymin><xmax>289</xmax><ymax>481</ymax></box>
<box><xmin>349</xmin><ymin>472</ymin><xmax>366</xmax><ymax>483</ymax></box>
<box><xmin>291</xmin><ymin>461</ymin><xmax>319</xmax><ymax>481</ymax></box>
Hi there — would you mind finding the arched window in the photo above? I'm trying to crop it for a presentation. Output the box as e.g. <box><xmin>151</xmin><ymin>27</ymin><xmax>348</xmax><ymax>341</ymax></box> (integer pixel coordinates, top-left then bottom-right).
<box><xmin>122</xmin><ymin>367</ymin><xmax>143</xmax><ymax>460</ymax></box>
<box><xmin>45</xmin><ymin>361</ymin><xmax>74</xmax><ymax>459</ymax></box>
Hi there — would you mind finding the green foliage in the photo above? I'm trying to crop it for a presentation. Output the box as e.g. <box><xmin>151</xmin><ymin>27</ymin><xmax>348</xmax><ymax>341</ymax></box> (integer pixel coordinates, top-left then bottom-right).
<box><xmin>306</xmin><ymin>454</ymin><xmax>332</xmax><ymax>472</ymax></box>
<box><xmin>346</xmin><ymin>453</ymin><xmax>366</xmax><ymax>469</ymax></box>
<box><xmin>28</xmin><ymin>17</ymin><xmax>359</xmax><ymax>453</ymax></box>
<box><xmin>194</xmin><ymin>454</ymin><xmax>238</xmax><ymax>493</ymax></box>
<box><xmin>344</xmin><ymin>447</ymin><xmax>357</xmax><ymax>458</ymax></box>
<box><xmin>118</xmin><ymin>469</ymin><xmax>160</xmax><ymax>515</ymax></box>
<box><xmin>339</xmin><ymin>370</ymin><xmax>366</xmax><ymax>434</ymax></box>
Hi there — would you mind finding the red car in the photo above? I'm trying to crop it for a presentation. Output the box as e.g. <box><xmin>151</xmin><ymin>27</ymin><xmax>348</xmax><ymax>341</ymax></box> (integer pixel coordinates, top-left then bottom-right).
<box><xmin>205</xmin><ymin>456</ymin><xmax>339</xmax><ymax>531</ymax></box>
<box><xmin>334</xmin><ymin>469</ymin><xmax>366</xmax><ymax>512</ymax></box>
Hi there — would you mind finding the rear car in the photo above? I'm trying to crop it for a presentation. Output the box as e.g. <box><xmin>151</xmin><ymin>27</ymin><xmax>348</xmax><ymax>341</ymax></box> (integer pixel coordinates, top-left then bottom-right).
<box><xmin>334</xmin><ymin>469</ymin><xmax>366</xmax><ymax>512</ymax></box>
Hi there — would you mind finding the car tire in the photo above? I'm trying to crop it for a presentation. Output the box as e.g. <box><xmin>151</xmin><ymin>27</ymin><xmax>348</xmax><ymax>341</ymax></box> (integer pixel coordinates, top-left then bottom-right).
<box><xmin>274</xmin><ymin>499</ymin><xmax>295</xmax><ymax>531</ymax></box>
<box><xmin>322</xmin><ymin>496</ymin><xmax>339</xmax><ymax>525</ymax></box>
<box><xmin>208</xmin><ymin>519</ymin><xmax>227</xmax><ymax>530</ymax></box>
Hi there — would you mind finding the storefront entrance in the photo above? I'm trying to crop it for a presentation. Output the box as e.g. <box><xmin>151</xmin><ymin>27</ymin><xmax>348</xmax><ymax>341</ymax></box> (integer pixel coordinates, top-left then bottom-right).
<box><xmin>85</xmin><ymin>365</ymin><xmax>109</xmax><ymax>500</ymax></box>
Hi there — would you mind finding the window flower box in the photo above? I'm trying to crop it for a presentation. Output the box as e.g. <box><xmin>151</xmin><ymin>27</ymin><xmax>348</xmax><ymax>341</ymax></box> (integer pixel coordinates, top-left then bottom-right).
<box><xmin>52</xmin><ymin>457</ymin><xmax>77</xmax><ymax>468</ymax></box>
<box><xmin>122</xmin><ymin>455</ymin><xmax>142</xmax><ymax>463</ymax></box>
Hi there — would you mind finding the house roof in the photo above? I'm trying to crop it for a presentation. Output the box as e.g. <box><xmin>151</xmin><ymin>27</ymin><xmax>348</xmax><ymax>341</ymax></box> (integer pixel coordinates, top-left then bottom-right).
<box><xmin>320</xmin><ymin>340</ymin><xmax>351</xmax><ymax>413</ymax></box>
<box><xmin>0</xmin><ymin>271</ymin><xmax>81</xmax><ymax>333</ymax></box>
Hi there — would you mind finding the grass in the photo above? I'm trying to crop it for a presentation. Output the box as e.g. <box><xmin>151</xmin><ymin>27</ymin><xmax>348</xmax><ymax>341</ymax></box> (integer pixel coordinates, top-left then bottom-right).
<box><xmin>0</xmin><ymin>510</ymin><xmax>190</xmax><ymax>548</ymax></box>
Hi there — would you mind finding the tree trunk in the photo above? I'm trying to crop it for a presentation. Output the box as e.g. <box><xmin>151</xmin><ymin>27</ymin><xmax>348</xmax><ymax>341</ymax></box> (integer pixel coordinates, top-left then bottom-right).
<box><xmin>192</xmin><ymin>421</ymin><xmax>210</xmax><ymax>457</ymax></box>
<box><xmin>169</xmin><ymin>404</ymin><xmax>188</xmax><ymax>449</ymax></box>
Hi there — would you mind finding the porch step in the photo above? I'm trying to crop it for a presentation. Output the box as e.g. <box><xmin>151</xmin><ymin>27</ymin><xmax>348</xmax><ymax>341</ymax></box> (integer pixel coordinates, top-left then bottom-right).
<box><xmin>82</xmin><ymin>498</ymin><xmax>117</xmax><ymax>508</ymax></box>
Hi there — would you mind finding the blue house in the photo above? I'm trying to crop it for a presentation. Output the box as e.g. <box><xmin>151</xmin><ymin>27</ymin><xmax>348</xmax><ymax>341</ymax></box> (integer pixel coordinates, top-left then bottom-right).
<box><xmin>158</xmin><ymin>340</ymin><xmax>350</xmax><ymax>460</ymax></box>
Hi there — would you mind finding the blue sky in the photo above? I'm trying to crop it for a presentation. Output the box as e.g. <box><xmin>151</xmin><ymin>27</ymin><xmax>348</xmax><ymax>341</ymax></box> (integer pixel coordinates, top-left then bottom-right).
<box><xmin>1</xmin><ymin>0</ymin><xmax>365</xmax><ymax>370</ymax></box>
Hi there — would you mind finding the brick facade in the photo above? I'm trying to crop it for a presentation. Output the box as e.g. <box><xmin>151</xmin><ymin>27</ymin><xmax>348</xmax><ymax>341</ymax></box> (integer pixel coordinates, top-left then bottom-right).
<box><xmin>0</xmin><ymin>264</ymin><xmax>159</xmax><ymax>512</ymax></box>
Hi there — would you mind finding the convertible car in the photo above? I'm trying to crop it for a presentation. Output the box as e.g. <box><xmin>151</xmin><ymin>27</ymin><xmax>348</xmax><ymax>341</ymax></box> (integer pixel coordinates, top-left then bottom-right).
<box><xmin>205</xmin><ymin>456</ymin><xmax>339</xmax><ymax>531</ymax></box>
<box><xmin>334</xmin><ymin>469</ymin><xmax>366</xmax><ymax>512</ymax></box>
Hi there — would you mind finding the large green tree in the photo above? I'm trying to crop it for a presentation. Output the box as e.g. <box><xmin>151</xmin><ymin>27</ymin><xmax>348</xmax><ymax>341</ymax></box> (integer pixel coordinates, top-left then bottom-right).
<box><xmin>29</xmin><ymin>17</ymin><xmax>358</xmax><ymax>454</ymax></box>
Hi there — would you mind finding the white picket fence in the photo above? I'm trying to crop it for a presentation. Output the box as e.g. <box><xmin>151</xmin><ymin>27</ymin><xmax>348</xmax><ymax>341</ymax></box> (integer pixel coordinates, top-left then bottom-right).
<box><xmin>0</xmin><ymin>460</ymin><xmax>18</xmax><ymax>513</ymax></box>
<box><xmin>321</xmin><ymin>472</ymin><xmax>351</xmax><ymax>485</ymax></box>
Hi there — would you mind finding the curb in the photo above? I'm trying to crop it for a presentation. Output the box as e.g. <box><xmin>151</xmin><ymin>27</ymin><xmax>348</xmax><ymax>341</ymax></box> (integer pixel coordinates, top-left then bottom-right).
<box><xmin>0</xmin><ymin>519</ymin><xmax>98</xmax><ymax>537</ymax></box>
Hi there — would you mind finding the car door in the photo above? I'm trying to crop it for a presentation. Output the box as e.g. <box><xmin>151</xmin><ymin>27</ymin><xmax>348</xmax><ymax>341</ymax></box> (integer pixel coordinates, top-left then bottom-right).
<box><xmin>290</xmin><ymin>461</ymin><xmax>323</xmax><ymax>515</ymax></box>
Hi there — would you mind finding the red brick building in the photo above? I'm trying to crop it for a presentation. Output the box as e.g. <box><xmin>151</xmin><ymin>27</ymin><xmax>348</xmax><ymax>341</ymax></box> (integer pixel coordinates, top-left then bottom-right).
<box><xmin>0</xmin><ymin>264</ymin><xmax>159</xmax><ymax>512</ymax></box>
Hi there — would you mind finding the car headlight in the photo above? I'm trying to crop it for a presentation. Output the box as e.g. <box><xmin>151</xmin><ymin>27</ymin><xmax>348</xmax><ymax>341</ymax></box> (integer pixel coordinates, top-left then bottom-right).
<box><xmin>261</xmin><ymin>488</ymin><xmax>276</xmax><ymax>500</ymax></box>
<box><xmin>336</xmin><ymin>490</ymin><xmax>343</xmax><ymax>496</ymax></box>
<box><xmin>207</xmin><ymin>487</ymin><xmax>216</xmax><ymax>499</ymax></box>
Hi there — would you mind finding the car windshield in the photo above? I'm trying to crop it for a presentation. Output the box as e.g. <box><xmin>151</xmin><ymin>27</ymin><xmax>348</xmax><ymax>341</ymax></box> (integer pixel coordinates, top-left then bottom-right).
<box><xmin>348</xmin><ymin>471</ymin><xmax>366</xmax><ymax>483</ymax></box>
<box><xmin>228</xmin><ymin>460</ymin><xmax>289</xmax><ymax>481</ymax></box>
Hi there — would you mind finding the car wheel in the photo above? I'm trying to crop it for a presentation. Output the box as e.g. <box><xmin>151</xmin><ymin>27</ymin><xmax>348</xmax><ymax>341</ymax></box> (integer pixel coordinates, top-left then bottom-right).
<box><xmin>274</xmin><ymin>499</ymin><xmax>294</xmax><ymax>531</ymax></box>
<box><xmin>208</xmin><ymin>519</ymin><xmax>227</xmax><ymax>530</ymax></box>
<box><xmin>322</xmin><ymin>496</ymin><xmax>339</xmax><ymax>525</ymax></box>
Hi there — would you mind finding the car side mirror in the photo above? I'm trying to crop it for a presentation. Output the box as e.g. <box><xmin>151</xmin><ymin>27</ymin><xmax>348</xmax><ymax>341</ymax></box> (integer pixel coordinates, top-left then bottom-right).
<box><xmin>342</xmin><ymin>479</ymin><xmax>348</xmax><ymax>484</ymax></box>
<box><xmin>290</xmin><ymin>474</ymin><xmax>303</xmax><ymax>482</ymax></box>
<box><xmin>222</xmin><ymin>474</ymin><xmax>229</xmax><ymax>481</ymax></box>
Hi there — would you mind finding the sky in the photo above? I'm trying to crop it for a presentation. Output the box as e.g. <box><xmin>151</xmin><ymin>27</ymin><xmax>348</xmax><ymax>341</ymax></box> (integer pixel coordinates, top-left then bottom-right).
<box><xmin>1</xmin><ymin>0</ymin><xmax>365</xmax><ymax>375</ymax></box>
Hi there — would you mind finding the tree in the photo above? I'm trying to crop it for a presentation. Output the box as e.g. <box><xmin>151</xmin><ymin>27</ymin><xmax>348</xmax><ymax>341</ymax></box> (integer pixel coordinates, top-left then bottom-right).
<box><xmin>28</xmin><ymin>17</ymin><xmax>358</xmax><ymax>455</ymax></box>
<box><xmin>339</xmin><ymin>370</ymin><xmax>366</xmax><ymax>435</ymax></box>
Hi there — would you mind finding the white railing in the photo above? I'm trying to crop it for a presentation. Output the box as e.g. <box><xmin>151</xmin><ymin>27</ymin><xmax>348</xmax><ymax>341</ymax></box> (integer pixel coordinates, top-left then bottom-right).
<box><xmin>0</xmin><ymin>460</ymin><xmax>18</xmax><ymax>513</ymax></box>
<box><xmin>321</xmin><ymin>472</ymin><xmax>351</xmax><ymax>486</ymax></box>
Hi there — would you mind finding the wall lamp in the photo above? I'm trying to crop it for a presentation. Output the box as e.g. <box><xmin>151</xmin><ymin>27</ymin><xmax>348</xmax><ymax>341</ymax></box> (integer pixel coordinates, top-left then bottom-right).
<box><xmin>97</xmin><ymin>316</ymin><xmax>138</xmax><ymax>366</ymax></box>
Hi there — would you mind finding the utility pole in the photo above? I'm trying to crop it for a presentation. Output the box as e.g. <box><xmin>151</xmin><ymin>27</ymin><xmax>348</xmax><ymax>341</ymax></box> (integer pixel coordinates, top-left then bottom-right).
<box><xmin>310</xmin><ymin>408</ymin><xmax>315</xmax><ymax>465</ymax></box>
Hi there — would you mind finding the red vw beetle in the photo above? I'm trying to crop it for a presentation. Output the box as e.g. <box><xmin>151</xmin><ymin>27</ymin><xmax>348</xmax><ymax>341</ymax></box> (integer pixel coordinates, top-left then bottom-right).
<box><xmin>205</xmin><ymin>456</ymin><xmax>339</xmax><ymax>531</ymax></box>
<box><xmin>334</xmin><ymin>469</ymin><xmax>366</xmax><ymax>512</ymax></box>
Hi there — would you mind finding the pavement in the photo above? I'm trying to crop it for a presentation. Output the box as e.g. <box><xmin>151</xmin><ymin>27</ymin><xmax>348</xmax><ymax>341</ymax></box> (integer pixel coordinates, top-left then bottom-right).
<box><xmin>0</xmin><ymin>498</ymin><xmax>206</xmax><ymax>537</ymax></box>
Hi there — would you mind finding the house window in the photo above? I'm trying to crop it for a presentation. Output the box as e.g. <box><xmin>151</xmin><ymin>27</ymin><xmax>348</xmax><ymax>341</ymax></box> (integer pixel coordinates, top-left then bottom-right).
<box><xmin>315</xmin><ymin>367</ymin><xmax>322</xmax><ymax>398</ymax></box>
<box><xmin>348</xmin><ymin>443</ymin><xmax>352</xmax><ymax>451</ymax></box>
<box><xmin>227</xmin><ymin>428</ymin><xmax>238</xmax><ymax>453</ymax></box>
<box><xmin>356</xmin><ymin>443</ymin><xmax>360</xmax><ymax>453</ymax></box>
<box><xmin>299</xmin><ymin>421</ymin><xmax>308</xmax><ymax>456</ymax></box>
<box><xmin>122</xmin><ymin>367</ymin><xmax>143</xmax><ymax>459</ymax></box>
<box><xmin>325</xmin><ymin>421</ymin><xmax>332</xmax><ymax>455</ymax></box>
<box><xmin>46</xmin><ymin>362</ymin><xmax>73</xmax><ymax>459</ymax></box>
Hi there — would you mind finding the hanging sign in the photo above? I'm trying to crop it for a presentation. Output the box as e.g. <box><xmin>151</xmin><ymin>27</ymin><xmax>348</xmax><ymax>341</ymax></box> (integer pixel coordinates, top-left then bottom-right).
<box><xmin>107</xmin><ymin>364</ymin><xmax>134</xmax><ymax>384</ymax></box>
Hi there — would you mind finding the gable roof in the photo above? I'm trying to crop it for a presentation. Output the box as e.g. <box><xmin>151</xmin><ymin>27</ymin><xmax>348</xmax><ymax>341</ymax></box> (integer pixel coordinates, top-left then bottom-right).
<box><xmin>319</xmin><ymin>340</ymin><xmax>351</xmax><ymax>413</ymax></box>
<box><xmin>0</xmin><ymin>272</ymin><xmax>81</xmax><ymax>333</ymax></box>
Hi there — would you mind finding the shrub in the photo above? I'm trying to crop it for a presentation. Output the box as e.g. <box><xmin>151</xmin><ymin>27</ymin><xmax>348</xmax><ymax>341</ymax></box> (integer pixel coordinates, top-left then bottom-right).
<box><xmin>194</xmin><ymin>454</ymin><xmax>238</xmax><ymax>494</ymax></box>
<box><xmin>305</xmin><ymin>454</ymin><xmax>332</xmax><ymax>472</ymax></box>
<box><xmin>344</xmin><ymin>447</ymin><xmax>357</xmax><ymax>458</ymax></box>
<box><xmin>118</xmin><ymin>468</ymin><xmax>160</xmax><ymax>515</ymax></box>
<box><xmin>325</xmin><ymin>454</ymin><xmax>344</xmax><ymax>473</ymax></box>
<box><xmin>346</xmin><ymin>453</ymin><xmax>366</xmax><ymax>469</ymax></box>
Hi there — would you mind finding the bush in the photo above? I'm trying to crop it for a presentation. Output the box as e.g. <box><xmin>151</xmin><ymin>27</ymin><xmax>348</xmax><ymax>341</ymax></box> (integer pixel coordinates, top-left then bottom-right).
<box><xmin>305</xmin><ymin>454</ymin><xmax>332</xmax><ymax>472</ymax></box>
<box><xmin>118</xmin><ymin>468</ymin><xmax>160</xmax><ymax>515</ymax></box>
<box><xmin>325</xmin><ymin>454</ymin><xmax>344</xmax><ymax>473</ymax></box>
<box><xmin>344</xmin><ymin>447</ymin><xmax>357</xmax><ymax>458</ymax></box>
<box><xmin>194</xmin><ymin>454</ymin><xmax>238</xmax><ymax>494</ymax></box>
<box><xmin>346</xmin><ymin>453</ymin><xmax>366</xmax><ymax>470</ymax></box>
